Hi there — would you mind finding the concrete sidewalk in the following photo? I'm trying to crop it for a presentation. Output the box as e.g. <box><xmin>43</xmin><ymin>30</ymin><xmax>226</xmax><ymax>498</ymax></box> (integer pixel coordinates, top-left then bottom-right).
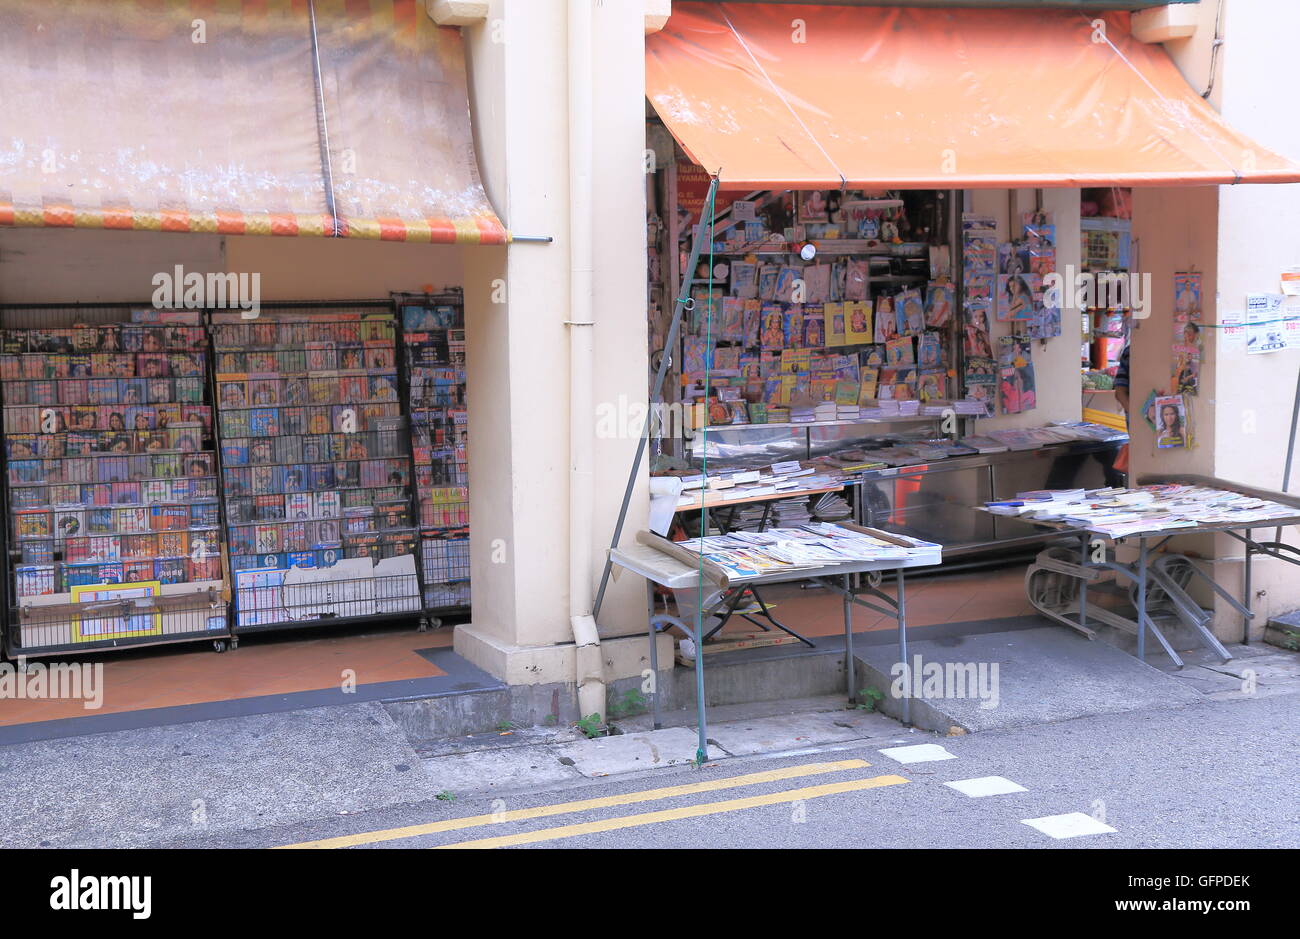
<box><xmin>0</xmin><ymin>692</ymin><xmax>918</xmax><ymax>848</ymax></box>
<box><xmin>3</xmin><ymin>618</ymin><xmax>1293</xmax><ymax>849</ymax></box>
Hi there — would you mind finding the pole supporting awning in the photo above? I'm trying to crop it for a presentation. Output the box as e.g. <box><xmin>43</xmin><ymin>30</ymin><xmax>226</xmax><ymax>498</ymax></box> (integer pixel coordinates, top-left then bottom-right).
<box><xmin>0</xmin><ymin>0</ymin><xmax>507</xmax><ymax>245</ymax></box>
<box><xmin>646</xmin><ymin>2</ymin><xmax>1300</xmax><ymax>190</ymax></box>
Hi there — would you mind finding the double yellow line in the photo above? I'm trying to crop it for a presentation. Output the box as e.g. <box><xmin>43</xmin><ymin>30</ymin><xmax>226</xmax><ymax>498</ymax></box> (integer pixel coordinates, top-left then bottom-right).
<box><xmin>277</xmin><ymin>759</ymin><xmax>907</xmax><ymax>850</ymax></box>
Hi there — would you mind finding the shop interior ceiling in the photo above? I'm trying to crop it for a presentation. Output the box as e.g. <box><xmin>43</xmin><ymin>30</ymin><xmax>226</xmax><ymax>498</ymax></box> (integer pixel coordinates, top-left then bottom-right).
<box><xmin>646</xmin><ymin>3</ymin><xmax>1300</xmax><ymax>192</ymax></box>
<box><xmin>0</xmin><ymin>0</ymin><xmax>504</xmax><ymax>245</ymax></box>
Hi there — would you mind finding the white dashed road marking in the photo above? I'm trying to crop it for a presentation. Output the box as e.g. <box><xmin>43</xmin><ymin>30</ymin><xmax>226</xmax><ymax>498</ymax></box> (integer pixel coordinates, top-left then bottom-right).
<box><xmin>944</xmin><ymin>776</ymin><xmax>1028</xmax><ymax>797</ymax></box>
<box><xmin>1021</xmin><ymin>812</ymin><xmax>1117</xmax><ymax>839</ymax></box>
<box><xmin>878</xmin><ymin>744</ymin><xmax>957</xmax><ymax>764</ymax></box>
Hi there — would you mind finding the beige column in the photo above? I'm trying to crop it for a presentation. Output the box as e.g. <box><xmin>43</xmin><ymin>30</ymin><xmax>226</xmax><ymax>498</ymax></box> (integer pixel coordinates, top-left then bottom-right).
<box><xmin>452</xmin><ymin>0</ymin><xmax>663</xmax><ymax>687</ymax></box>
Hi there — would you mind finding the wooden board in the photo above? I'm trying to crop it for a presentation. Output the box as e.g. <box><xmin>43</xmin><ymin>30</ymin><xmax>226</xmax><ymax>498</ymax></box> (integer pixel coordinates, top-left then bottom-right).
<box><xmin>676</xmin><ymin>629</ymin><xmax>803</xmax><ymax>665</ymax></box>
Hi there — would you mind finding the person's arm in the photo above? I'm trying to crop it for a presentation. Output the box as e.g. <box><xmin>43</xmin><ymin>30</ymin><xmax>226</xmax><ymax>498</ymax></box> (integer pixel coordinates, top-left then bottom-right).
<box><xmin>1113</xmin><ymin>343</ymin><xmax>1131</xmax><ymax>413</ymax></box>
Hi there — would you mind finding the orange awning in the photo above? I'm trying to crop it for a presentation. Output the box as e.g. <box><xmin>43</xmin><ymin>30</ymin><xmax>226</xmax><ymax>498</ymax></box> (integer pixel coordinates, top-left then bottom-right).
<box><xmin>646</xmin><ymin>3</ymin><xmax>1300</xmax><ymax>190</ymax></box>
<box><xmin>0</xmin><ymin>0</ymin><xmax>506</xmax><ymax>244</ymax></box>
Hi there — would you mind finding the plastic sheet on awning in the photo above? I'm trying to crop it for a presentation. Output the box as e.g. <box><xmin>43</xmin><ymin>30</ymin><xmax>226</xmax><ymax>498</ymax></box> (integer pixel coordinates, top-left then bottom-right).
<box><xmin>0</xmin><ymin>0</ymin><xmax>506</xmax><ymax>244</ymax></box>
<box><xmin>646</xmin><ymin>3</ymin><xmax>1300</xmax><ymax>190</ymax></box>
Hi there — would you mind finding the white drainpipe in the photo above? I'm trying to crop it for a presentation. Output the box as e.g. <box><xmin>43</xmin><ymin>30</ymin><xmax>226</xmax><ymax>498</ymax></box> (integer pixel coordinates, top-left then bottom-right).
<box><xmin>567</xmin><ymin>0</ymin><xmax>605</xmax><ymax>723</ymax></box>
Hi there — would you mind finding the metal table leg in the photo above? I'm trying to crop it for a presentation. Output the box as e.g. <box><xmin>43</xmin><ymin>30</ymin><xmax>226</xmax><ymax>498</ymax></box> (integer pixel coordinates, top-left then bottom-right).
<box><xmin>1136</xmin><ymin>537</ymin><xmax>1148</xmax><ymax>661</ymax></box>
<box><xmin>692</xmin><ymin>598</ymin><xmax>708</xmax><ymax>765</ymax></box>
<box><xmin>1078</xmin><ymin>530</ymin><xmax>1090</xmax><ymax>633</ymax></box>
<box><xmin>897</xmin><ymin>568</ymin><xmax>910</xmax><ymax>727</ymax></box>
<box><xmin>1242</xmin><ymin>529</ymin><xmax>1253</xmax><ymax>645</ymax></box>
<box><xmin>646</xmin><ymin>581</ymin><xmax>661</xmax><ymax>730</ymax></box>
<box><xmin>843</xmin><ymin>573</ymin><xmax>854</xmax><ymax>704</ymax></box>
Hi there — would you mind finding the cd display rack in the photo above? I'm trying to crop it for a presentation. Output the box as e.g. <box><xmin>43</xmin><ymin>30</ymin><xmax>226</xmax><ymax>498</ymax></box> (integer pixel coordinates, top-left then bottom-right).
<box><xmin>398</xmin><ymin>294</ymin><xmax>470</xmax><ymax>616</ymax></box>
<box><xmin>0</xmin><ymin>315</ymin><xmax>230</xmax><ymax>656</ymax></box>
<box><xmin>209</xmin><ymin>309</ymin><xmax>423</xmax><ymax>633</ymax></box>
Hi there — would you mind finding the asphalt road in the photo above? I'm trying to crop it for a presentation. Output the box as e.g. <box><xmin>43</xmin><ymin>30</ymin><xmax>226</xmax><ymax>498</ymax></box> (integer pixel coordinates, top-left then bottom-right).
<box><xmin>177</xmin><ymin>690</ymin><xmax>1297</xmax><ymax>851</ymax></box>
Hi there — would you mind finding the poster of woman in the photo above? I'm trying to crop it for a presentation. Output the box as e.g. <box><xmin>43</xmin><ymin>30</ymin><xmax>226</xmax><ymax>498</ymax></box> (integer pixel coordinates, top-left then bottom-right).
<box><xmin>997</xmin><ymin>337</ymin><xmax>1037</xmax><ymax>414</ymax></box>
<box><xmin>1154</xmin><ymin>395</ymin><xmax>1190</xmax><ymax>449</ymax></box>
<box><xmin>998</xmin><ymin>273</ymin><xmax>1038</xmax><ymax>322</ymax></box>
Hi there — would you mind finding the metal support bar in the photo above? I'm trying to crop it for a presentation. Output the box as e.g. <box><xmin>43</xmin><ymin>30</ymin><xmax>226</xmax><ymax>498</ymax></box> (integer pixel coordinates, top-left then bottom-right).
<box><xmin>1078</xmin><ymin>530</ymin><xmax>1090</xmax><ymax>634</ymax></box>
<box><xmin>1276</xmin><ymin>368</ymin><xmax>1300</xmax><ymax>544</ymax></box>
<box><xmin>647</xmin><ymin>581</ymin><xmax>662</xmax><ymax>729</ymax></box>
<box><xmin>897</xmin><ymin>569</ymin><xmax>910</xmax><ymax>726</ymax></box>
<box><xmin>843</xmin><ymin>574</ymin><xmax>855</xmax><ymax>703</ymax></box>
<box><xmin>1243</xmin><ymin>530</ymin><xmax>1253</xmax><ymax>645</ymax></box>
<box><xmin>1136</xmin><ymin>537</ymin><xmax>1148</xmax><ymax>661</ymax></box>
<box><xmin>593</xmin><ymin>176</ymin><xmax>720</xmax><ymax>620</ymax></box>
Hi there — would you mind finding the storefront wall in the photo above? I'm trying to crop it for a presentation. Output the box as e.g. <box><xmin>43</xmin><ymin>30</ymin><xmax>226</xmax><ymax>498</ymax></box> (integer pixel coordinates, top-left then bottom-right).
<box><xmin>0</xmin><ymin>1</ymin><xmax>663</xmax><ymax>708</ymax></box>
<box><xmin>1132</xmin><ymin>0</ymin><xmax>1300</xmax><ymax>635</ymax></box>
<box><xmin>3</xmin><ymin>0</ymin><xmax>1291</xmax><ymax>679</ymax></box>
<box><xmin>0</xmin><ymin>231</ymin><xmax>465</xmax><ymax>305</ymax></box>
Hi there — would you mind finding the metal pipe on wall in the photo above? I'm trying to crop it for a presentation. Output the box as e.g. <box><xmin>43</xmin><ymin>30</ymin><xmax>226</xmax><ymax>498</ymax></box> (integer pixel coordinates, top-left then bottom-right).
<box><xmin>567</xmin><ymin>0</ymin><xmax>605</xmax><ymax>723</ymax></box>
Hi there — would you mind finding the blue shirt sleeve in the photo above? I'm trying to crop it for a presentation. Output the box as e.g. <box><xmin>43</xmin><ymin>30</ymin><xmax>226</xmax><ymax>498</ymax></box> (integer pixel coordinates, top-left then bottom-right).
<box><xmin>1113</xmin><ymin>343</ymin><xmax>1130</xmax><ymax>390</ymax></box>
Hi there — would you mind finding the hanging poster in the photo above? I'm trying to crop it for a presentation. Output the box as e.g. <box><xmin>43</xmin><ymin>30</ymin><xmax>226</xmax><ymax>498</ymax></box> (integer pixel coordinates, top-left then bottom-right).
<box><xmin>997</xmin><ymin>336</ymin><xmax>1037</xmax><ymax>415</ymax></box>
<box><xmin>1154</xmin><ymin>394</ymin><xmax>1190</xmax><ymax>449</ymax></box>
<box><xmin>1022</xmin><ymin>211</ymin><xmax>1057</xmax><ymax>276</ymax></box>
<box><xmin>924</xmin><ymin>283</ymin><xmax>955</xmax><ymax>329</ymax></box>
<box><xmin>1285</xmin><ymin>297</ymin><xmax>1300</xmax><ymax>349</ymax></box>
<box><xmin>1246</xmin><ymin>293</ymin><xmax>1288</xmax><ymax>355</ymax></box>
<box><xmin>1140</xmin><ymin>389</ymin><xmax>1160</xmax><ymax>431</ymax></box>
<box><xmin>1219</xmin><ymin>311</ymin><xmax>1246</xmax><ymax>348</ymax></box>
<box><xmin>1172</xmin><ymin>272</ymin><xmax>1205</xmax><ymax>393</ymax></box>
<box><xmin>1174</xmin><ymin>272</ymin><xmax>1203</xmax><ymax>319</ymax></box>
<box><xmin>676</xmin><ymin>160</ymin><xmax>736</xmax><ymax>226</ymax></box>
<box><xmin>998</xmin><ymin>273</ymin><xmax>1040</xmax><ymax>322</ymax></box>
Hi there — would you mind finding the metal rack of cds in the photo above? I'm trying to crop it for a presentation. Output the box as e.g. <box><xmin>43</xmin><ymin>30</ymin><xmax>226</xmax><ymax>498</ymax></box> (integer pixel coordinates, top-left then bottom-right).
<box><xmin>0</xmin><ymin>304</ymin><xmax>231</xmax><ymax>657</ymax></box>
<box><xmin>394</xmin><ymin>291</ymin><xmax>471</xmax><ymax>623</ymax></box>
<box><xmin>680</xmin><ymin>189</ymin><xmax>966</xmax><ymax>537</ymax></box>
<box><xmin>209</xmin><ymin>302</ymin><xmax>425</xmax><ymax>640</ymax></box>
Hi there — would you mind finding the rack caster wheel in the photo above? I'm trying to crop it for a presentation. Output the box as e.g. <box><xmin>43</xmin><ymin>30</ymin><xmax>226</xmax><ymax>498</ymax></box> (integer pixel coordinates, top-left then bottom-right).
<box><xmin>417</xmin><ymin>618</ymin><xmax>430</xmax><ymax>633</ymax></box>
<box><xmin>212</xmin><ymin>640</ymin><xmax>228</xmax><ymax>653</ymax></box>
<box><xmin>429</xmin><ymin>616</ymin><xmax>443</xmax><ymax>629</ymax></box>
<box><xmin>229</xmin><ymin>638</ymin><xmax>239</xmax><ymax>650</ymax></box>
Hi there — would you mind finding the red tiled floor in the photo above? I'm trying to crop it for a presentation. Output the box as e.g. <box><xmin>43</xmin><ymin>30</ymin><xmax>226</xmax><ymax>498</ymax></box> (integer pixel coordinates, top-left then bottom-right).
<box><xmin>0</xmin><ymin>567</ymin><xmax>1034</xmax><ymax>727</ymax></box>
<box><xmin>0</xmin><ymin>623</ymin><xmax>454</xmax><ymax>726</ymax></box>
<box><xmin>707</xmin><ymin>566</ymin><xmax>1034</xmax><ymax>640</ymax></box>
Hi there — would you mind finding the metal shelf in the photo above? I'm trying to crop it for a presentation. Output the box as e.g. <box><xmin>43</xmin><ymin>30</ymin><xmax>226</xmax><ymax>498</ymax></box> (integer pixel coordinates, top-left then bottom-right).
<box><xmin>696</xmin><ymin>414</ymin><xmax>940</xmax><ymax>433</ymax></box>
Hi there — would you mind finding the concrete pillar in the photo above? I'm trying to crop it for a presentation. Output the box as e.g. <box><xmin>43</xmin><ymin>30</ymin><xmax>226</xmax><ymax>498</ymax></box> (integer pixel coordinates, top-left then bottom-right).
<box><xmin>454</xmin><ymin>0</ymin><xmax>661</xmax><ymax>693</ymax></box>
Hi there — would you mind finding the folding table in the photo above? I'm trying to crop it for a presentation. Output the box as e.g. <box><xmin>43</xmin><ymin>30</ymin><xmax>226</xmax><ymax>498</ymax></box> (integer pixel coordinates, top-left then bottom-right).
<box><xmin>609</xmin><ymin>527</ymin><xmax>944</xmax><ymax>764</ymax></box>
<box><xmin>1006</xmin><ymin>474</ymin><xmax>1300</xmax><ymax>667</ymax></box>
<box><xmin>672</xmin><ymin>482</ymin><xmax>850</xmax><ymax>648</ymax></box>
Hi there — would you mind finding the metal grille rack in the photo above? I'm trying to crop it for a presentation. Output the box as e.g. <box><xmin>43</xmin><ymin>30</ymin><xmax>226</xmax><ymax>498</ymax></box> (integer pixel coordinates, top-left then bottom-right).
<box><xmin>209</xmin><ymin>302</ymin><xmax>425</xmax><ymax>636</ymax></box>
<box><xmin>0</xmin><ymin>304</ymin><xmax>232</xmax><ymax>656</ymax></box>
<box><xmin>395</xmin><ymin>291</ymin><xmax>471</xmax><ymax>622</ymax></box>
